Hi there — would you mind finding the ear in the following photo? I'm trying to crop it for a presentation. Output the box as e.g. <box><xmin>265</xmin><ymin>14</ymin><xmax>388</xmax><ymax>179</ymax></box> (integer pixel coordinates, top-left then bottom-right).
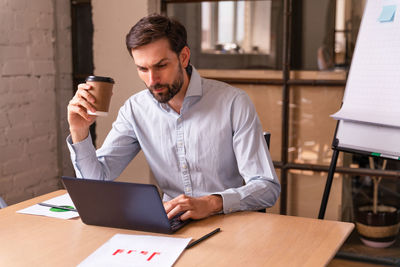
<box><xmin>179</xmin><ymin>46</ymin><xmax>190</xmax><ymax>68</ymax></box>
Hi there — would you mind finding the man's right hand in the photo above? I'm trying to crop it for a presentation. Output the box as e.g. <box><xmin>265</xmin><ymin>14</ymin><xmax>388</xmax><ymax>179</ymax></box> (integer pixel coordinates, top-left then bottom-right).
<box><xmin>67</xmin><ymin>83</ymin><xmax>97</xmax><ymax>143</ymax></box>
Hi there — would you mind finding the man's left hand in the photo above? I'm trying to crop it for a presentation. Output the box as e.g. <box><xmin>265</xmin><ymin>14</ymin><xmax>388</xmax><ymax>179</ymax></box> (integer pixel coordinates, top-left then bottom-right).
<box><xmin>164</xmin><ymin>194</ymin><xmax>223</xmax><ymax>220</ymax></box>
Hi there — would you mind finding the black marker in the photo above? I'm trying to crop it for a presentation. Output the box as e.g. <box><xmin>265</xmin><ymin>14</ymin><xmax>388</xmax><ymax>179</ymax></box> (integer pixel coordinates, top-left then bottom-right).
<box><xmin>38</xmin><ymin>203</ymin><xmax>77</xmax><ymax>212</ymax></box>
<box><xmin>186</xmin><ymin>228</ymin><xmax>221</xmax><ymax>249</ymax></box>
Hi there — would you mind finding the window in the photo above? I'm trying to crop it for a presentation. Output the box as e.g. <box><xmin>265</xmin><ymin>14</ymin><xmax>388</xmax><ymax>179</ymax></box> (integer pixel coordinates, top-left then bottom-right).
<box><xmin>166</xmin><ymin>0</ymin><xmax>280</xmax><ymax>69</ymax></box>
<box><xmin>201</xmin><ymin>1</ymin><xmax>272</xmax><ymax>55</ymax></box>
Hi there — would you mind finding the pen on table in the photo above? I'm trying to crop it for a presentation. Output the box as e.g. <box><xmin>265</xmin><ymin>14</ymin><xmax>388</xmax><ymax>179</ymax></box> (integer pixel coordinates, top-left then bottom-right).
<box><xmin>186</xmin><ymin>228</ymin><xmax>221</xmax><ymax>249</ymax></box>
<box><xmin>38</xmin><ymin>202</ymin><xmax>77</xmax><ymax>212</ymax></box>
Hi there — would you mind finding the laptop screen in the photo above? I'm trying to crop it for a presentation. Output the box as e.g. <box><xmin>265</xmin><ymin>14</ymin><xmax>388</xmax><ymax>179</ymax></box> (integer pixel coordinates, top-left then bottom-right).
<box><xmin>61</xmin><ymin>176</ymin><xmax>189</xmax><ymax>234</ymax></box>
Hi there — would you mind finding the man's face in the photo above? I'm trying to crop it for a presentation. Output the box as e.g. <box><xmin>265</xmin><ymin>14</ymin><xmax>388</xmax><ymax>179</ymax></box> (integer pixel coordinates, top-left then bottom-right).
<box><xmin>131</xmin><ymin>38</ymin><xmax>185</xmax><ymax>103</ymax></box>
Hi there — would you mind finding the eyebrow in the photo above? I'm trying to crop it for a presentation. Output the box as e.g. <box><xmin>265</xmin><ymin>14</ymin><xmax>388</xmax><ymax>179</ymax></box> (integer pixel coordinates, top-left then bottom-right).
<box><xmin>136</xmin><ymin>58</ymin><xmax>169</xmax><ymax>69</ymax></box>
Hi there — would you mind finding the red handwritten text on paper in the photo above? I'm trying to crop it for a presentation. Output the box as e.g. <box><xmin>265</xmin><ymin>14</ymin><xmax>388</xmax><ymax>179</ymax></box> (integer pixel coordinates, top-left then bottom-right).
<box><xmin>112</xmin><ymin>249</ymin><xmax>161</xmax><ymax>261</ymax></box>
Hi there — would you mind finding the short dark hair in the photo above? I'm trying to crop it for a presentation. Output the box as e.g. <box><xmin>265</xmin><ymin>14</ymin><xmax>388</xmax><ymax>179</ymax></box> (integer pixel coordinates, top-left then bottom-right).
<box><xmin>126</xmin><ymin>14</ymin><xmax>188</xmax><ymax>57</ymax></box>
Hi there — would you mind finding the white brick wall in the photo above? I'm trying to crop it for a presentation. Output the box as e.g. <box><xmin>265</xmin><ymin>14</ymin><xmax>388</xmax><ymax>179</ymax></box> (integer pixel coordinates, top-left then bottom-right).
<box><xmin>0</xmin><ymin>0</ymin><xmax>74</xmax><ymax>205</ymax></box>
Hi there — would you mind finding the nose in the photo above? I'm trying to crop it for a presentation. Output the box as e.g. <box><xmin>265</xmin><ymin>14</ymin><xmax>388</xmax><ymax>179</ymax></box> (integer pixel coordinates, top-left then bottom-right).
<box><xmin>148</xmin><ymin>70</ymin><xmax>160</xmax><ymax>86</ymax></box>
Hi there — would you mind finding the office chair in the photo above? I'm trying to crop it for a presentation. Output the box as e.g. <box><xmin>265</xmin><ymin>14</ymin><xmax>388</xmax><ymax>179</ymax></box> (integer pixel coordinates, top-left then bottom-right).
<box><xmin>0</xmin><ymin>196</ymin><xmax>7</xmax><ymax>209</ymax></box>
<box><xmin>263</xmin><ymin>131</ymin><xmax>271</xmax><ymax>149</ymax></box>
<box><xmin>257</xmin><ymin>131</ymin><xmax>271</xmax><ymax>213</ymax></box>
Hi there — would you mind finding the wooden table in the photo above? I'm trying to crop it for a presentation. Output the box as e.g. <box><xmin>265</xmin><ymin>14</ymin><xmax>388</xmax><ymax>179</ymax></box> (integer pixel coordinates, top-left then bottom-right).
<box><xmin>0</xmin><ymin>190</ymin><xmax>354</xmax><ymax>267</ymax></box>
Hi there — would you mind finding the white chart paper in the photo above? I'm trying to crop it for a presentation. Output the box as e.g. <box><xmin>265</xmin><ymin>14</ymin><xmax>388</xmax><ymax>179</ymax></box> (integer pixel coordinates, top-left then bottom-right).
<box><xmin>331</xmin><ymin>0</ymin><xmax>400</xmax><ymax>128</ymax></box>
<box><xmin>17</xmin><ymin>193</ymin><xmax>79</xmax><ymax>219</ymax></box>
<box><xmin>78</xmin><ymin>234</ymin><xmax>191</xmax><ymax>267</ymax></box>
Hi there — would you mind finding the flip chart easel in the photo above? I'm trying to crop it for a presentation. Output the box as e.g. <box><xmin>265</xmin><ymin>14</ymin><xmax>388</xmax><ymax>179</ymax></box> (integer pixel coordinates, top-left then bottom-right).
<box><xmin>318</xmin><ymin>0</ymin><xmax>400</xmax><ymax>219</ymax></box>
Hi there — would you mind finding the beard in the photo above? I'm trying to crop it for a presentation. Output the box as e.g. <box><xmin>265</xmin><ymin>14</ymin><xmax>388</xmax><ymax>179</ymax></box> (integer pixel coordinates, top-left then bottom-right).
<box><xmin>148</xmin><ymin>64</ymin><xmax>184</xmax><ymax>103</ymax></box>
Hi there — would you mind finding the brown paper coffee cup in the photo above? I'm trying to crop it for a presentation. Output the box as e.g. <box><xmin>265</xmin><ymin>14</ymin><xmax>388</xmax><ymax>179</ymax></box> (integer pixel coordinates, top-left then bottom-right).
<box><xmin>85</xmin><ymin>76</ymin><xmax>115</xmax><ymax>116</ymax></box>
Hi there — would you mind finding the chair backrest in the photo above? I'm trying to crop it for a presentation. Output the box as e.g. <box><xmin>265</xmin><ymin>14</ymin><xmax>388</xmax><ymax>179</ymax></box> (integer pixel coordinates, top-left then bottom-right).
<box><xmin>258</xmin><ymin>131</ymin><xmax>271</xmax><ymax>213</ymax></box>
<box><xmin>0</xmin><ymin>196</ymin><xmax>7</xmax><ymax>209</ymax></box>
<box><xmin>263</xmin><ymin>131</ymin><xmax>271</xmax><ymax>149</ymax></box>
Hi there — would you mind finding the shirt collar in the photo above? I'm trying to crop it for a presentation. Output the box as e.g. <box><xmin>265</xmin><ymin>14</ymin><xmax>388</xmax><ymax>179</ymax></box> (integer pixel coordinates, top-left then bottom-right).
<box><xmin>184</xmin><ymin>66</ymin><xmax>203</xmax><ymax>98</ymax></box>
<box><xmin>153</xmin><ymin>65</ymin><xmax>203</xmax><ymax>112</ymax></box>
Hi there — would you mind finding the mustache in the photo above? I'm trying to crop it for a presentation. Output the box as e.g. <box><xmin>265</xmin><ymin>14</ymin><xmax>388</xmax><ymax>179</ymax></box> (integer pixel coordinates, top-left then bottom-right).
<box><xmin>148</xmin><ymin>83</ymin><xmax>170</xmax><ymax>90</ymax></box>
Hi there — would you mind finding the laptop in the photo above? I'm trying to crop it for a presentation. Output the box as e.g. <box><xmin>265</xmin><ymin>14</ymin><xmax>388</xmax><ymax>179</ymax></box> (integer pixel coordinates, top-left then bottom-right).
<box><xmin>61</xmin><ymin>176</ymin><xmax>190</xmax><ymax>234</ymax></box>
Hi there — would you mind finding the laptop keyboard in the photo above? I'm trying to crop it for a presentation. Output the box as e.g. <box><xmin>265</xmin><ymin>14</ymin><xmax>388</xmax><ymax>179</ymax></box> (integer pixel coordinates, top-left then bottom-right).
<box><xmin>169</xmin><ymin>213</ymin><xmax>186</xmax><ymax>231</ymax></box>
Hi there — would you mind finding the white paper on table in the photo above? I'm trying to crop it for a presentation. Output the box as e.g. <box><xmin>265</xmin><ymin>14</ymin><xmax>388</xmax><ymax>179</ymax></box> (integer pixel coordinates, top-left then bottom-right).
<box><xmin>78</xmin><ymin>234</ymin><xmax>192</xmax><ymax>267</ymax></box>
<box><xmin>16</xmin><ymin>193</ymin><xmax>79</xmax><ymax>219</ymax></box>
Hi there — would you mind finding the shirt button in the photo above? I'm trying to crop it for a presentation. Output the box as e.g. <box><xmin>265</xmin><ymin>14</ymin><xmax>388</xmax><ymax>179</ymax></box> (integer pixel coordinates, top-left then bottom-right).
<box><xmin>182</xmin><ymin>164</ymin><xmax>187</xmax><ymax>169</ymax></box>
<box><xmin>185</xmin><ymin>187</ymin><xmax>190</xmax><ymax>192</ymax></box>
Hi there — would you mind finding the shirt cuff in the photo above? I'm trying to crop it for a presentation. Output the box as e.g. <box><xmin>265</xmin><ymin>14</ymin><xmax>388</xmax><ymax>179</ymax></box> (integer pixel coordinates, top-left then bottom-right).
<box><xmin>218</xmin><ymin>189</ymin><xmax>241</xmax><ymax>214</ymax></box>
<box><xmin>66</xmin><ymin>134</ymin><xmax>96</xmax><ymax>161</ymax></box>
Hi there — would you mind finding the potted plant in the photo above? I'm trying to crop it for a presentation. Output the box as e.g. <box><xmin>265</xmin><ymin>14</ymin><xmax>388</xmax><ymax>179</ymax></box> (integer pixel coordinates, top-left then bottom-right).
<box><xmin>355</xmin><ymin>158</ymin><xmax>400</xmax><ymax>248</ymax></box>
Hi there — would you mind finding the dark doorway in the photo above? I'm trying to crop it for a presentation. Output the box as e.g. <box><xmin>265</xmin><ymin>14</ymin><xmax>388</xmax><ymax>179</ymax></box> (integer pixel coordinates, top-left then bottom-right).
<box><xmin>71</xmin><ymin>0</ymin><xmax>96</xmax><ymax>145</ymax></box>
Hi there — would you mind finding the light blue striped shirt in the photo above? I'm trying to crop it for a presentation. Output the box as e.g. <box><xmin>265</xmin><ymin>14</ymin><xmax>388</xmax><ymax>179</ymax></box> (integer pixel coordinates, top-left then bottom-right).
<box><xmin>67</xmin><ymin>67</ymin><xmax>280</xmax><ymax>214</ymax></box>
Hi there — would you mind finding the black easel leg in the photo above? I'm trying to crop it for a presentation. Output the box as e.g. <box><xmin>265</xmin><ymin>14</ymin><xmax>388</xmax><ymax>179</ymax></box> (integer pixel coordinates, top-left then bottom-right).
<box><xmin>318</xmin><ymin>149</ymin><xmax>339</xmax><ymax>219</ymax></box>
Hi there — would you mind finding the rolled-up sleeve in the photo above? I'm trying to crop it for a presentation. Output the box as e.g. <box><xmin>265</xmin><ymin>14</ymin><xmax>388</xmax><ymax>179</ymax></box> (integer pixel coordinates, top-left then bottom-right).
<box><xmin>218</xmin><ymin>92</ymin><xmax>281</xmax><ymax>213</ymax></box>
<box><xmin>66</xmin><ymin>99</ymin><xmax>141</xmax><ymax>180</ymax></box>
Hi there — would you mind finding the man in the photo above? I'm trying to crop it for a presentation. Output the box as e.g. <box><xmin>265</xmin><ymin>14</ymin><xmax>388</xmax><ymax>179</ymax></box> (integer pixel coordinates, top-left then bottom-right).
<box><xmin>67</xmin><ymin>14</ymin><xmax>280</xmax><ymax>221</ymax></box>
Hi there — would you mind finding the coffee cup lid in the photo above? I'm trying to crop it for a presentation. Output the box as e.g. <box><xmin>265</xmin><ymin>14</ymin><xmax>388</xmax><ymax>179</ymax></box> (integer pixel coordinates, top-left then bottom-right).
<box><xmin>86</xmin><ymin>76</ymin><xmax>115</xmax><ymax>84</ymax></box>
